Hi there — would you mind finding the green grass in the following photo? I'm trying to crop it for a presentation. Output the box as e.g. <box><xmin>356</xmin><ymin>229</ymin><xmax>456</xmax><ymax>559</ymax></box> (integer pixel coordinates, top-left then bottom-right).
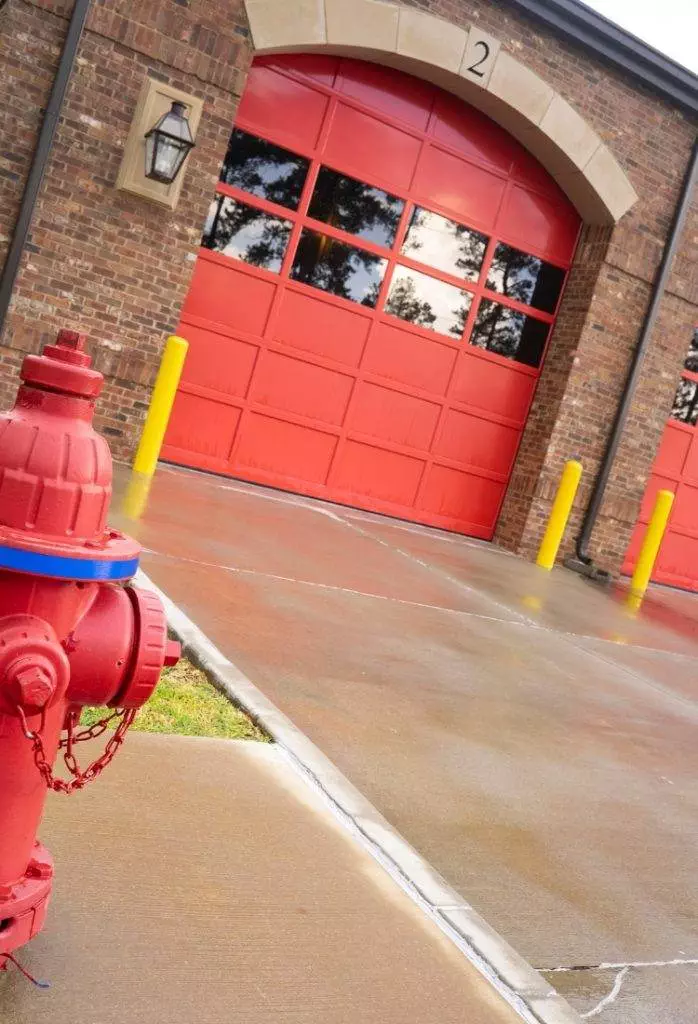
<box><xmin>80</xmin><ymin>657</ymin><xmax>269</xmax><ymax>741</ymax></box>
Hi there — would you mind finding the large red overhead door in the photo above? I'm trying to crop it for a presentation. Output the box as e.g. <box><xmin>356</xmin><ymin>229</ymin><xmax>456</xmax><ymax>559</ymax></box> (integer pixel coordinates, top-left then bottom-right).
<box><xmin>163</xmin><ymin>55</ymin><xmax>580</xmax><ymax>538</ymax></box>
<box><xmin>623</xmin><ymin>330</ymin><xmax>698</xmax><ymax>590</ymax></box>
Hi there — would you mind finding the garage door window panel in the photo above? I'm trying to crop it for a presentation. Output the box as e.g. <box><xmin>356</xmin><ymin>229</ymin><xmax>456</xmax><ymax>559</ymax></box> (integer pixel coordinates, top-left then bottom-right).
<box><xmin>202</xmin><ymin>197</ymin><xmax>293</xmax><ymax>274</ymax></box>
<box><xmin>308</xmin><ymin>167</ymin><xmax>404</xmax><ymax>248</ymax></box>
<box><xmin>290</xmin><ymin>228</ymin><xmax>387</xmax><ymax>307</ymax></box>
<box><xmin>470</xmin><ymin>299</ymin><xmax>549</xmax><ymax>368</ymax></box>
<box><xmin>384</xmin><ymin>266</ymin><xmax>472</xmax><ymax>339</ymax></box>
<box><xmin>683</xmin><ymin>329</ymin><xmax>698</xmax><ymax>373</ymax></box>
<box><xmin>671</xmin><ymin>377</ymin><xmax>698</xmax><ymax>425</ymax></box>
<box><xmin>486</xmin><ymin>242</ymin><xmax>565</xmax><ymax>314</ymax></box>
<box><xmin>220</xmin><ymin>128</ymin><xmax>310</xmax><ymax>210</ymax></box>
<box><xmin>401</xmin><ymin>207</ymin><xmax>489</xmax><ymax>283</ymax></box>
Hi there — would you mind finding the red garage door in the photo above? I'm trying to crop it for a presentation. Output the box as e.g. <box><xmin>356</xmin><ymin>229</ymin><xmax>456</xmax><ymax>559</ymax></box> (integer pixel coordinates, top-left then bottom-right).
<box><xmin>163</xmin><ymin>55</ymin><xmax>580</xmax><ymax>538</ymax></box>
<box><xmin>623</xmin><ymin>330</ymin><xmax>698</xmax><ymax>590</ymax></box>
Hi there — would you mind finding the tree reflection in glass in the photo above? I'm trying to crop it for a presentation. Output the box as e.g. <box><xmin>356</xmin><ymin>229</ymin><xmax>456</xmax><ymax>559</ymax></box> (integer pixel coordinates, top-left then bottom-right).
<box><xmin>487</xmin><ymin>243</ymin><xmax>565</xmax><ymax>314</ymax></box>
<box><xmin>470</xmin><ymin>299</ymin><xmax>548</xmax><ymax>367</ymax></box>
<box><xmin>308</xmin><ymin>168</ymin><xmax>404</xmax><ymax>248</ymax></box>
<box><xmin>290</xmin><ymin>229</ymin><xmax>387</xmax><ymax>307</ymax></box>
<box><xmin>671</xmin><ymin>378</ymin><xmax>698</xmax><ymax>424</ymax></box>
<box><xmin>202</xmin><ymin>197</ymin><xmax>292</xmax><ymax>273</ymax></box>
<box><xmin>401</xmin><ymin>207</ymin><xmax>488</xmax><ymax>283</ymax></box>
<box><xmin>385</xmin><ymin>266</ymin><xmax>472</xmax><ymax>338</ymax></box>
<box><xmin>684</xmin><ymin>329</ymin><xmax>698</xmax><ymax>373</ymax></box>
<box><xmin>220</xmin><ymin>129</ymin><xmax>310</xmax><ymax>210</ymax></box>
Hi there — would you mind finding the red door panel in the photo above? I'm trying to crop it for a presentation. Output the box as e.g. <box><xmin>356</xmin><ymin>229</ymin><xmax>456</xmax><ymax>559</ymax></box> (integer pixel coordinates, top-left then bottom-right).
<box><xmin>348</xmin><ymin>382</ymin><xmax>441</xmax><ymax>451</ymax></box>
<box><xmin>235</xmin><ymin>413</ymin><xmax>338</xmax><ymax>483</ymax></box>
<box><xmin>236</xmin><ymin>64</ymin><xmax>329</xmax><ymax>151</ymax></box>
<box><xmin>432</xmin><ymin>93</ymin><xmax>515</xmax><ymax>176</ymax></box>
<box><xmin>167</xmin><ymin>393</ymin><xmax>240</xmax><ymax>463</ymax></box>
<box><xmin>501</xmin><ymin>185</ymin><xmax>581</xmax><ymax>264</ymax></box>
<box><xmin>434</xmin><ymin>409</ymin><xmax>520</xmax><ymax>476</ymax></box>
<box><xmin>324</xmin><ymin>104</ymin><xmax>422</xmax><ymax>192</ymax></box>
<box><xmin>337</xmin><ymin>60</ymin><xmax>433</xmax><ymax>131</ymax></box>
<box><xmin>273</xmin><ymin>289</ymin><xmax>371</xmax><ymax>368</ymax></box>
<box><xmin>177</xmin><ymin>323</ymin><xmax>258</xmax><ymax>399</ymax></box>
<box><xmin>250</xmin><ymin>351</ymin><xmax>355</xmax><ymax>427</ymax></box>
<box><xmin>331</xmin><ymin>442</ymin><xmax>425</xmax><ymax>507</ymax></box>
<box><xmin>183</xmin><ymin>259</ymin><xmax>276</xmax><ymax>337</ymax></box>
<box><xmin>420</xmin><ymin>466</ymin><xmax>504</xmax><ymax>532</ymax></box>
<box><xmin>450</xmin><ymin>354</ymin><xmax>536</xmax><ymax>425</ymax></box>
<box><xmin>163</xmin><ymin>56</ymin><xmax>580</xmax><ymax>539</ymax></box>
<box><xmin>362</xmin><ymin>323</ymin><xmax>457</xmax><ymax>397</ymax></box>
<box><xmin>413</xmin><ymin>146</ymin><xmax>506</xmax><ymax>231</ymax></box>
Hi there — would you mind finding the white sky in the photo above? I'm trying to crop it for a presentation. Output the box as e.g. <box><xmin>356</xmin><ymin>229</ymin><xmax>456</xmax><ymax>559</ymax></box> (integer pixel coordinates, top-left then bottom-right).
<box><xmin>583</xmin><ymin>0</ymin><xmax>698</xmax><ymax>74</ymax></box>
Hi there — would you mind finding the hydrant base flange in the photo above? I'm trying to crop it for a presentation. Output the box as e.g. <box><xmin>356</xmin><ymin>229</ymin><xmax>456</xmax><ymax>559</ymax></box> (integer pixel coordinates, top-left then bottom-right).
<box><xmin>0</xmin><ymin>842</ymin><xmax>53</xmax><ymax>967</ymax></box>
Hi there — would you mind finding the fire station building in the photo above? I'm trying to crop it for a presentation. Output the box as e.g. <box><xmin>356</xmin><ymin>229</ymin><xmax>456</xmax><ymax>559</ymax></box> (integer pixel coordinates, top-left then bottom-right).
<box><xmin>1</xmin><ymin>0</ymin><xmax>697</xmax><ymax>586</ymax></box>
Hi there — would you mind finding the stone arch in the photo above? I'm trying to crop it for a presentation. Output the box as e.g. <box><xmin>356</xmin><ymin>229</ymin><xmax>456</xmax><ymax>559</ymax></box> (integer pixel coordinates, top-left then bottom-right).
<box><xmin>243</xmin><ymin>0</ymin><xmax>638</xmax><ymax>224</ymax></box>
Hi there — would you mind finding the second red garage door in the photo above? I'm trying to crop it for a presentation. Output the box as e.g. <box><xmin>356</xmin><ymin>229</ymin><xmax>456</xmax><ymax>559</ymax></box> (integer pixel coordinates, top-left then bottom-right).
<box><xmin>623</xmin><ymin>329</ymin><xmax>698</xmax><ymax>590</ymax></box>
<box><xmin>163</xmin><ymin>54</ymin><xmax>580</xmax><ymax>538</ymax></box>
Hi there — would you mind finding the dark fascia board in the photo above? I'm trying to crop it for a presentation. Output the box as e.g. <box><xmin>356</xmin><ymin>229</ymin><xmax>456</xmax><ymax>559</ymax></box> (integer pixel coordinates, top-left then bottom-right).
<box><xmin>507</xmin><ymin>0</ymin><xmax>698</xmax><ymax>116</ymax></box>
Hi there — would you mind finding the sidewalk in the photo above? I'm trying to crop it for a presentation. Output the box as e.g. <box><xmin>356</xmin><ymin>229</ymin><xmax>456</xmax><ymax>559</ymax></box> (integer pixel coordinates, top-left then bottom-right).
<box><xmin>0</xmin><ymin>733</ymin><xmax>522</xmax><ymax>1024</ymax></box>
<box><xmin>113</xmin><ymin>463</ymin><xmax>698</xmax><ymax>1022</ymax></box>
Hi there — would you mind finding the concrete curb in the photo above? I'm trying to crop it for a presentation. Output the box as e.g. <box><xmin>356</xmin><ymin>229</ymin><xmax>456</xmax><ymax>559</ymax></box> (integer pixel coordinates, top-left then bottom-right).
<box><xmin>138</xmin><ymin>568</ymin><xmax>583</xmax><ymax>1024</ymax></box>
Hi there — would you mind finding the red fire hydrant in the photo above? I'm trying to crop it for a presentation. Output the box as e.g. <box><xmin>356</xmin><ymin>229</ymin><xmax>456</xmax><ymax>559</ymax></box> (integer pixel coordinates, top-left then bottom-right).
<box><xmin>0</xmin><ymin>329</ymin><xmax>179</xmax><ymax>971</ymax></box>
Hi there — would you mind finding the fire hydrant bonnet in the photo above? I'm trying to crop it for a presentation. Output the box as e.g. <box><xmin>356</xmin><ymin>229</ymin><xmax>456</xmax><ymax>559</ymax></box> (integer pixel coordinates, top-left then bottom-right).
<box><xmin>0</xmin><ymin>330</ymin><xmax>139</xmax><ymax>580</ymax></box>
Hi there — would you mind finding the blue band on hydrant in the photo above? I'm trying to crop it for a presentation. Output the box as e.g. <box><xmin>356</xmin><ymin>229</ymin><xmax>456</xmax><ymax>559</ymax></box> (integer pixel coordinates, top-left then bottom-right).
<box><xmin>0</xmin><ymin>543</ymin><xmax>139</xmax><ymax>581</ymax></box>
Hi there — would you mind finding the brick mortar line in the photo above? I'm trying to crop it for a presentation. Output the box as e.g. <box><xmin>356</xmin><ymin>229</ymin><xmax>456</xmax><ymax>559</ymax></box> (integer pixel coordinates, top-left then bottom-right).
<box><xmin>134</xmin><ymin>566</ymin><xmax>584</xmax><ymax>1024</ymax></box>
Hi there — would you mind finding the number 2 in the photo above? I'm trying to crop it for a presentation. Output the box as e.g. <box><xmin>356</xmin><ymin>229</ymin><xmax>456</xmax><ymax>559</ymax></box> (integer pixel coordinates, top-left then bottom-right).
<box><xmin>467</xmin><ymin>40</ymin><xmax>490</xmax><ymax>77</ymax></box>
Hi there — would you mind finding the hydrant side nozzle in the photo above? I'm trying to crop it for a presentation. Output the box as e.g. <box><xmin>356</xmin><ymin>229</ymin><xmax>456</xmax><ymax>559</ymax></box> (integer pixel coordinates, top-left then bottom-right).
<box><xmin>107</xmin><ymin>586</ymin><xmax>180</xmax><ymax>708</ymax></box>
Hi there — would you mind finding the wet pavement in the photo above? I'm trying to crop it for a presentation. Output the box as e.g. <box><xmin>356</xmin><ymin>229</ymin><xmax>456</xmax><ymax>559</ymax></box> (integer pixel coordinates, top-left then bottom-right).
<box><xmin>1</xmin><ymin>734</ymin><xmax>520</xmax><ymax>1024</ymax></box>
<box><xmin>114</xmin><ymin>464</ymin><xmax>698</xmax><ymax>1022</ymax></box>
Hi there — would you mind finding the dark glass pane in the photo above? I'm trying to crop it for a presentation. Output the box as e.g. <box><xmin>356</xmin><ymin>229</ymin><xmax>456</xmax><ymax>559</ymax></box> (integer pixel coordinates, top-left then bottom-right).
<box><xmin>384</xmin><ymin>266</ymin><xmax>472</xmax><ymax>338</ymax></box>
<box><xmin>290</xmin><ymin>229</ymin><xmax>387</xmax><ymax>307</ymax></box>
<box><xmin>401</xmin><ymin>207</ymin><xmax>488</xmax><ymax>283</ymax></box>
<box><xmin>685</xmin><ymin>328</ymin><xmax>698</xmax><ymax>372</ymax></box>
<box><xmin>671</xmin><ymin>378</ymin><xmax>698</xmax><ymax>424</ymax></box>
<box><xmin>308</xmin><ymin>167</ymin><xmax>404</xmax><ymax>247</ymax></box>
<box><xmin>486</xmin><ymin>243</ymin><xmax>565</xmax><ymax>313</ymax></box>
<box><xmin>470</xmin><ymin>299</ymin><xmax>549</xmax><ymax>367</ymax></box>
<box><xmin>220</xmin><ymin>128</ymin><xmax>309</xmax><ymax>210</ymax></box>
<box><xmin>202</xmin><ymin>197</ymin><xmax>292</xmax><ymax>273</ymax></box>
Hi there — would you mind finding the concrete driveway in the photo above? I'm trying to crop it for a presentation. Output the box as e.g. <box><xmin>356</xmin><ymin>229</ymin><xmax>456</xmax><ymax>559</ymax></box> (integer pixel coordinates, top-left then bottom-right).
<box><xmin>115</xmin><ymin>463</ymin><xmax>698</xmax><ymax>1023</ymax></box>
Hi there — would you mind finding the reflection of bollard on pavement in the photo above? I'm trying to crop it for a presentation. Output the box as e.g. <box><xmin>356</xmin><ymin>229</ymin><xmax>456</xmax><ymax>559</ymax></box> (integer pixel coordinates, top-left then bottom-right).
<box><xmin>121</xmin><ymin>470</ymin><xmax>154</xmax><ymax>522</ymax></box>
<box><xmin>0</xmin><ymin>330</ymin><xmax>180</xmax><ymax>971</ymax></box>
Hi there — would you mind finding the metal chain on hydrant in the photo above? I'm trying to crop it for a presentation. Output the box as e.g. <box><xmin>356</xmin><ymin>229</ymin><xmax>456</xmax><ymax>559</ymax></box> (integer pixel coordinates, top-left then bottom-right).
<box><xmin>16</xmin><ymin>704</ymin><xmax>138</xmax><ymax>794</ymax></box>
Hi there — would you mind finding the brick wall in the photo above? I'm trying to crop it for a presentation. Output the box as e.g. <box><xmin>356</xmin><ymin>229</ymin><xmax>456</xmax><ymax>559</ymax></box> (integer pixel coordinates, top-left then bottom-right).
<box><xmin>0</xmin><ymin>0</ymin><xmax>251</xmax><ymax>458</ymax></box>
<box><xmin>0</xmin><ymin>0</ymin><xmax>697</xmax><ymax>575</ymax></box>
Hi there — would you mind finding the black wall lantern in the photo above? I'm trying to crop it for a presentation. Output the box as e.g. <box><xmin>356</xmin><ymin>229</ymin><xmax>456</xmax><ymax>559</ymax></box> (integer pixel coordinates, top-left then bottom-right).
<box><xmin>144</xmin><ymin>101</ymin><xmax>195</xmax><ymax>185</ymax></box>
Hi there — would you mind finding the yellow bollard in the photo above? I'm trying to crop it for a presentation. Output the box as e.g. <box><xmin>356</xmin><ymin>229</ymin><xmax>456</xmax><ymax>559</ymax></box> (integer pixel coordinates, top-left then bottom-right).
<box><xmin>629</xmin><ymin>489</ymin><xmax>674</xmax><ymax>597</ymax></box>
<box><xmin>133</xmin><ymin>335</ymin><xmax>188</xmax><ymax>477</ymax></box>
<box><xmin>536</xmin><ymin>459</ymin><xmax>583</xmax><ymax>570</ymax></box>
